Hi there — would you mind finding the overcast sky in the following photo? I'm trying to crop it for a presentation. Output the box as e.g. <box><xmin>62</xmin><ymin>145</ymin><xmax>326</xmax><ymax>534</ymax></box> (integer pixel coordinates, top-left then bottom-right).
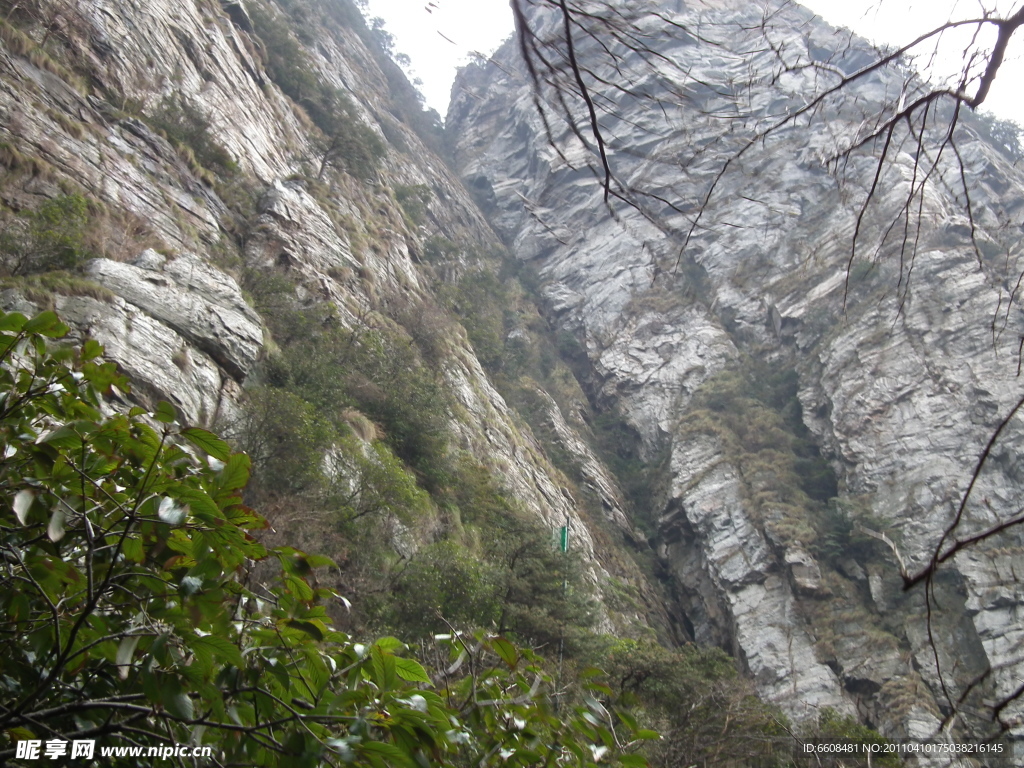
<box><xmin>363</xmin><ymin>0</ymin><xmax>1024</xmax><ymax>125</ymax></box>
<box><xmin>363</xmin><ymin>0</ymin><xmax>513</xmax><ymax>114</ymax></box>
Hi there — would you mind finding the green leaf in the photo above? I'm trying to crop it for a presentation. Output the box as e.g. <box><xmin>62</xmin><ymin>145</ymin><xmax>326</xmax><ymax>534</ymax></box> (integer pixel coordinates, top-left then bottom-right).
<box><xmin>371</xmin><ymin>645</ymin><xmax>397</xmax><ymax>690</ymax></box>
<box><xmin>36</xmin><ymin>424</ymin><xmax>82</xmax><ymax>449</ymax></box>
<box><xmin>0</xmin><ymin>335</ymin><xmax>18</xmax><ymax>358</ymax></box>
<box><xmin>359</xmin><ymin>741</ymin><xmax>416</xmax><ymax>768</ymax></box>
<box><xmin>165</xmin><ymin>691</ymin><xmax>194</xmax><ymax>720</ymax></box>
<box><xmin>303</xmin><ymin>553</ymin><xmax>337</xmax><ymax>569</ymax></box>
<box><xmin>394</xmin><ymin>657</ymin><xmax>431</xmax><ymax>684</ymax></box>
<box><xmin>190</xmin><ymin>634</ymin><xmax>245</xmax><ymax>670</ymax></box>
<box><xmin>219</xmin><ymin>453</ymin><xmax>250</xmax><ymax>492</ymax></box>
<box><xmin>490</xmin><ymin>636</ymin><xmax>519</xmax><ymax>669</ymax></box>
<box><xmin>24</xmin><ymin>311</ymin><xmax>68</xmax><ymax>337</ymax></box>
<box><xmin>153</xmin><ymin>400</ymin><xmax>177</xmax><ymax>424</ymax></box>
<box><xmin>0</xmin><ymin>312</ymin><xmax>27</xmax><ymax>331</ymax></box>
<box><xmin>286</xmin><ymin>619</ymin><xmax>324</xmax><ymax>642</ymax></box>
<box><xmin>8</xmin><ymin>593</ymin><xmax>30</xmax><ymax>621</ymax></box>
<box><xmin>170</xmin><ymin>486</ymin><xmax>220</xmax><ymax>522</ymax></box>
<box><xmin>181</xmin><ymin>427</ymin><xmax>231</xmax><ymax>461</ymax></box>
<box><xmin>373</xmin><ymin>636</ymin><xmax>405</xmax><ymax>653</ymax></box>
<box><xmin>284</xmin><ymin>575</ymin><xmax>314</xmax><ymax>602</ymax></box>
<box><xmin>188</xmin><ymin>638</ymin><xmax>215</xmax><ymax>671</ymax></box>
<box><xmin>83</xmin><ymin>360</ymin><xmax>127</xmax><ymax>394</ymax></box>
<box><xmin>265</xmin><ymin>656</ymin><xmax>291</xmax><ymax>693</ymax></box>
<box><xmin>6</xmin><ymin>726</ymin><xmax>35</xmax><ymax>742</ymax></box>
<box><xmin>81</xmin><ymin>338</ymin><xmax>103</xmax><ymax>360</ymax></box>
<box><xmin>121</xmin><ymin>535</ymin><xmax>144</xmax><ymax>564</ymax></box>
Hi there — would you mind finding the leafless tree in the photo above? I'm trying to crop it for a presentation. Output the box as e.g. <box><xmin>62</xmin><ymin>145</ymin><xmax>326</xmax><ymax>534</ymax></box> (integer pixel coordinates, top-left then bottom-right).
<box><xmin>510</xmin><ymin>0</ymin><xmax>1022</xmax><ymax>278</ymax></box>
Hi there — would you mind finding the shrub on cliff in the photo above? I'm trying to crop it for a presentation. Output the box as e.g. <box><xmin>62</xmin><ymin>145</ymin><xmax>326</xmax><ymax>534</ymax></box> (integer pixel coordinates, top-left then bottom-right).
<box><xmin>0</xmin><ymin>195</ymin><xmax>93</xmax><ymax>276</ymax></box>
<box><xmin>602</xmin><ymin>639</ymin><xmax>784</xmax><ymax>766</ymax></box>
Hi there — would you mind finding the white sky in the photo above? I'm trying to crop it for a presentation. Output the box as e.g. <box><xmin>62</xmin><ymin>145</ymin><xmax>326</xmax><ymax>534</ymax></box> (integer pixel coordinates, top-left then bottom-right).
<box><xmin>364</xmin><ymin>0</ymin><xmax>1024</xmax><ymax>125</ymax></box>
<box><xmin>363</xmin><ymin>0</ymin><xmax>513</xmax><ymax>114</ymax></box>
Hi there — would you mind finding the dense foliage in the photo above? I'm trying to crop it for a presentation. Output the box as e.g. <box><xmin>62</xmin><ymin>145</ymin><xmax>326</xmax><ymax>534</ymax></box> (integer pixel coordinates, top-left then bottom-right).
<box><xmin>146</xmin><ymin>97</ymin><xmax>239</xmax><ymax>178</ymax></box>
<box><xmin>603</xmin><ymin>639</ymin><xmax>788</xmax><ymax>768</ymax></box>
<box><xmin>0</xmin><ymin>309</ymin><xmax>654</xmax><ymax>766</ymax></box>
<box><xmin>237</xmin><ymin>277</ymin><xmax>599</xmax><ymax>655</ymax></box>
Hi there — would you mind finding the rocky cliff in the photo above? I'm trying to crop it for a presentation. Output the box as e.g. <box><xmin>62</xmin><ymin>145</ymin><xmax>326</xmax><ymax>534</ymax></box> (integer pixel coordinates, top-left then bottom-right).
<box><xmin>0</xmin><ymin>0</ymin><xmax>670</xmax><ymax>641</ymax></box>
<box><xmin>449</xmin><ymin>0</ymin><xmax>1024</xmax><ymax>754</ymax></box>
<box><xmin>2</xmin><ymin>0</ymin><xmax>1024</xmax><ymax>759</ymax></box>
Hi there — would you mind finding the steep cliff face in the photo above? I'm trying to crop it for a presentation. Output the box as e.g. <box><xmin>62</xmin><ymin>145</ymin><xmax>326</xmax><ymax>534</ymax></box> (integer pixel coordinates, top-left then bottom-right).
<box><xmin>0</xmin><ymin>0</ymin><xmax>669</xmax><ymax>641</ymax></box>
<box><xmin>5</xmin><ymin>0</ymin><xmax>1024</xmax><ymax>754</ymax></box>
<box><xmin>449</xmin><ymin>0</ymin><xmax>1024</xmax><ymax>748</ymax></box>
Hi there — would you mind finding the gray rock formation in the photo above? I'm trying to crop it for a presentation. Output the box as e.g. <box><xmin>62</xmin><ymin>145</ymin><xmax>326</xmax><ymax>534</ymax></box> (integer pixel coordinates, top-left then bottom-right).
<box><xmin>449</xmin><ymin>0</ymin><xmax>1024</xmax><ymax>751</ymax></box>
<box><xmin>0</xmin><ymin>286</ymin><xmax>240</xmax><ymax>426</ymax></box>
<box><xmin>84</xmin><ymin>251</ymin><xmax>262</xmax><ymax>379</ymax></box>
<box><xmin>0</xmin><ymin>0</ymin><xmax>659</xmax><ymax>643</ymax></box>
<box><xmin>3</xmin><ymin>0</ymin><xmax>1023</xmax><ymax>757</ymax></box>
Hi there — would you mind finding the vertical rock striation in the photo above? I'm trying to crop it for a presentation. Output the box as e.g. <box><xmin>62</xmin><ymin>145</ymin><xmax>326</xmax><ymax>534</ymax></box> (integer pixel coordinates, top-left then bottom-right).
<box><xmin>0</xmin><ymin>0</ymin><xmax>662</xmax><ymax>641</ymax></box>
<box><xmin>448</xmin><ymin>0</ymin><xmax>1024</xmax><ymax>748</ymax></box>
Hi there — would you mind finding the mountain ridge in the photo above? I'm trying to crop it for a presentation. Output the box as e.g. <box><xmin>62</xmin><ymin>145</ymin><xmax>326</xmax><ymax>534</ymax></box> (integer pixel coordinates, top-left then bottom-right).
<box><xmin>0</xmin><ymin>0</ymin><xmax>1021</xmax><ymax>760</ymax></box>
<box><xmin>448</xmin><ymin>0</ymin><xmax>1024</xmax><ymax>749</ymax></box>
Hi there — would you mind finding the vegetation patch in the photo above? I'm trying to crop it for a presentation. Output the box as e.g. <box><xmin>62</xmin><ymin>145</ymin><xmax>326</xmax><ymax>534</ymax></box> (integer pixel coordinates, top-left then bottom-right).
<box><xmin>441</xmin><ymin>264</ymin><xmax>510</xmax><ymax>371</ymax></box>
<box><xmin>0</xmin><ymin>270</ymin><xmax>114</xmax><ymax>307</ymax></box>
<box><xmin>146</xmin><ymin>96</ymin><xmax>238</xmax><ymax>177</ymax></box>
<box><xmin>0</xmin><ymin>141</ymin><xmax>52</xmax><ymax>179</ymax></box>
<box><xmin>677</xmin><ymin>363</ymin><xmax>846</xmax><ymax>551</ymax></box>
<box><xmin>0</xmin><ymin>15</ymin><xmax>86</xmax><ymax>89</ymax></box>
<box><xmin>0</xmin><ymin>308</ymin><xmax>659</xmax><ymax>767</ymax></box>
<box><xmin>235</xmin><ymin>273</ymin><xmax>602</xmax><ymax>651</ymax></box>
<box><xmin>394</xmin><ymin>183</ymin><xmax>431</xmax><ymax>226</ymax></box>
<box><xmin>0</xmin><ymin>194</ymin><xmax>95</xmax><ymax>276</ymax></box>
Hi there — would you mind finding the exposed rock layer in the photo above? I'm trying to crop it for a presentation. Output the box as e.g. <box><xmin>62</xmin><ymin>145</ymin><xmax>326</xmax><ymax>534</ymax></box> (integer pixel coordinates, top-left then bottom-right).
<box><xmin>0</xmin><ymin>0</ymin><xmax>659</xmax><ymax>638</ymax></box>
<box><xmin>2</xmin><ymin>0</ymin><xmax>1023</xmax><ymax>756</ymax></box>
<box><xmin>448</xmin><ymin>0</ymin><xmax>1024</xmax><ymax>751</ymax></box>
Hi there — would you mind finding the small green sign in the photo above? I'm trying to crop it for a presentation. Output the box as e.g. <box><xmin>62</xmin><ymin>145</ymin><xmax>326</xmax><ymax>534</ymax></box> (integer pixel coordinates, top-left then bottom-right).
<box><xmin>559</xmin><ymin>525</ymin><xmax>568</xmax><ymax>552</ymax></box>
